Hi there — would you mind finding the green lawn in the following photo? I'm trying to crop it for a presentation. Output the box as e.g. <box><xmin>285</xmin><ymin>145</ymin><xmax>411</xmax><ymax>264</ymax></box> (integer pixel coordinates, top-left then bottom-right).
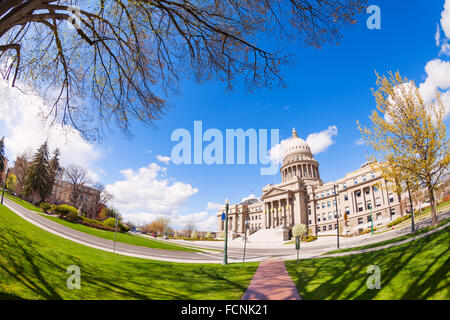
<box><xmin>3</xmin><ymin>190</ymin><xmax>204</xmax><ymax>252</ymax></box>
<box><xmin>325</xmin><ymin>217</ymin><xmax>450</xmax><ymax>255</ymax></box>
<box><xmin>0</xmin><ymin>205</ymin><xmax>258</xmax><ymax>300</ymax></box>
<box><xmin>39</xmin><ymin>214</ymin><xmax>203</xmax><ymax>252</ymax></box>
<box><xmin>1</xmin><ymin>190</ymin><xmax>43</xmax><ymax>213</ymax></box>
<box><xmin>286</xmin><ymin>226</ymin><xmax>450</xmax><ymax>300</ymax></box>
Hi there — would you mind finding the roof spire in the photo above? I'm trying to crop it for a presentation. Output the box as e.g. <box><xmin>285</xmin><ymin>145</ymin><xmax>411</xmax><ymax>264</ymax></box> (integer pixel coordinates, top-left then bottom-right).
<box><xmin>292</xmin><ymin>128</ymin><xmax>298</xmax><ymax>138</ymax></box>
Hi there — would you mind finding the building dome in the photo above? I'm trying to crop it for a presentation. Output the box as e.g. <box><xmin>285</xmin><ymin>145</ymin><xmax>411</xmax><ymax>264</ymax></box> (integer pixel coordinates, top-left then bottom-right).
<box><xmin>282</xmin><ymin>128</ymin><xmax>313</xmax><ymax>160</ymax></box>
<box><xmin>280</xmin><ymin>128</ymin><xmax>321</xmax><ymax>185</ymax></box>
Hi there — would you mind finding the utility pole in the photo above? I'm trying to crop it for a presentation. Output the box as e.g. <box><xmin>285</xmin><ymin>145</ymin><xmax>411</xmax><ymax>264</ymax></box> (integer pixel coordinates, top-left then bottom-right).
<box><xmin>223</xmin><ymin>199</ymin><xmax>229</xmax><ymax>265</ymax></box>
<box><xmin>333</xmin><ymin>184</ymin><xmax>340</xmax><ymax>249</ymax></box>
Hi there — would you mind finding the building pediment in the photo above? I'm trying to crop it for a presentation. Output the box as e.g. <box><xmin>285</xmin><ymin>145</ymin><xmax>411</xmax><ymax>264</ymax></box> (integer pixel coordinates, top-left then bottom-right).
<box><xmin>262</xmin><ymin>186</ymin><xmax>291</xmax><ymax>199</ymax></box>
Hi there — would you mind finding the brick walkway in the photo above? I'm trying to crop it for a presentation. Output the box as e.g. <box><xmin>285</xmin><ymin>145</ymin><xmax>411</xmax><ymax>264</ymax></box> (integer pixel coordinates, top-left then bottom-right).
<box><xmin>242</xmin><ymin>260</ymin><xmax>302</xmax><ymax>300</ymax></box>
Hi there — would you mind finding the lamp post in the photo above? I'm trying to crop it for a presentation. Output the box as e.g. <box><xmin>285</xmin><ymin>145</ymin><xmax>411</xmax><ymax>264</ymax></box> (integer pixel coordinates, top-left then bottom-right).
<box><xmin>1</xmin><ymin>168</ymin><xmax>10</xmax><ymax>205</ymax></box>
<box><xmin>223</xmin><ymin>199</ymin><xmax>229</xmax><ymax>265</ymax></box>
<box><xmin>243</xmin><ymin>216</ymin><xmax>249</xmax><ymax>263</ymax></box>
<box><xmin>333</xmin><ymin>184</ymin><xmax>340</xmax><ymax>249</ymax></box>
<box><xmin>370</xmin><ymin>206</ymin><xmax>374</xmax><ymax>235</ymax></box>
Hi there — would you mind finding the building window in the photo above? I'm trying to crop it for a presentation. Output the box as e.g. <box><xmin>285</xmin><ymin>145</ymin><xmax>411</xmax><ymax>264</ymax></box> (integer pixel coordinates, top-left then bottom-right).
<box><xmin>317</xmin><ymin>205</ymin><xmax>320</xmax><ymax>210</ymax></box>
<box><xmin>356</xmin><ymin>190</ymin><xmax>361</xmax><ymax>197</ymax></box>
<box><xmin>358</xmin><ymin>217</ymin><xmax>363</xmax><ymax>224</ymax></box>
<box><xmin>376</xmin><ymin>197</ymin><xmax>381</xmax><ymax>207</ymax></box>
<box><xmin>389</xmin><ymin>195</ymin><xmax>395</xmax><ymax>203</ymax></box>
<box><xmin>377</xmin><ymin>213</ymin><xmax>382</xmax><ymax>221</ymax></box>
<box><xmin>318</xmin><ymin>216</ymin><xmax>321</xmax><ymax>222</ymax></box>
<box><xmin>367</xmin><ymin>215</ymin><xmax>372</xmax><ymax>223</ymax></box>
<box><xmin>345</xmin><ymin>207</ymin><xmax>350</xmax><ymax>215</ymax></box>
<box><xmin>322</xmin><ymin>213</ymin><xmax>326</xmax><ymax>221</ymax></box>
<box><xmin>323</xmin><ymin>225</ymin><xmax>327</xmax><ymax>231</ymax></box>
<box><xmin>344</xmin><ymin>195</ymin><xmax>349</xmax><ymax>201</ymax></box>
<box><xmin>367</xmin><ymin>201</ymin><xmax>372</xmax><ymax>210</ymax></box>
<box><xmin>328</xmin><ymin>212</ymin><xmax>332</xmax><ymax>220</ymax></box>
<box><xmin>317</xmin><ymin>227</ymin><xmax>321</xmax><ymax>232</ymax></box>
<box><xmin>327</xmin><ymin>201</ymin><xmax>331</xmax><ymax>207</ymax></box>
<box><xmin>309</xmin><ymin>220</ymin><xmax>312</xmax><ymax>224</ymax></box>
<box><xmin>363</xmin><ymin>175</ymin><xmax>367</xmax><ymax>182</ymax></box>
<box><xmin>354</xmin><ymin>179</ymin><xmax>358</xmax><ymax>185</ymax></box>
<box><xmin>365</xmin><ymin>189</ymin><xmax>370</xmax><ymax>195</ymax></box>
<box><xmin>371</xmin><ymin>172</ymin><xmax>376</xmax><ymax>178</ymax></box>
<box><xmin>358</xmin><ymin>203</ymin><xmax>364</xmax><ymax>212</ymax></box>
<box><xmin>322</xmin><ymin>203</ymin><xmax>325</xmax><ymax>208</ymax></box>
<box><xmin>390</xmin><ymin>208</ymin><xmax>396</xmax><ymax>216</ymax></box>
<box><xmin>329</xmin><ymin>225</ymin><xmax>333</xmax><ymax>230</ymax></box>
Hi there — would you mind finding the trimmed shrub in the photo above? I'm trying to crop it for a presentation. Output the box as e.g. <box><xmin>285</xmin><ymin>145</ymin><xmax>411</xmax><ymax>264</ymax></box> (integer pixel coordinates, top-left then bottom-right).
<box><xmin>39</xmin><ymin>203</ymin><xmax>52</xmax><ymax>212</ymax></box>
<box><xmin>52</xmin><ymin>204</ymin><xmax>78</xmax><ymax>218</ymax></box>
<box><xmin>387</xmin><ymin>214</ymin><xmax>412</xmax><ymax>228</ymax></box>
<box><xmin>63</xmin><ymin>211</ymin><xmax>82</xmax><ymax>224</ymax></box>
<box><xmin>306</xmin><ymin>236</ymin><xmax>318</xmax><ymax>242</ymax></box>
<box><xmin>103</xmin><ymin>217</ymin><xmax>129</xmax><ymax>232</ymax></box>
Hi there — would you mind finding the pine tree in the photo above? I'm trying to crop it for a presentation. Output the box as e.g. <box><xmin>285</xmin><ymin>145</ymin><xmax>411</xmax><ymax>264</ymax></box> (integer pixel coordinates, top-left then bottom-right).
<box><xmin>23</xmin><ymin>142</ymin><xmax>51</xmax><ymax>203</ymax></box>
<box><xmin>48</xmin><ymin>148</ymin><xmax>61</xmax><ymax>191</ymax></box>
<box><xmin>0</xmin><ymin>137</ymin><xmax>5</xmax><ymax>181</ymax></box>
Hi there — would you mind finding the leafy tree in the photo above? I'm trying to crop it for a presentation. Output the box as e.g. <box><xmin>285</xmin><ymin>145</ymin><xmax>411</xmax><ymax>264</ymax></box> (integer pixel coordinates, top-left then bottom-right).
<box><xmin>292</xmin><ymin>223</ymin><xmax>307</xmax><ymax>239</ymax></box>
<box><xmin>205</xmin><ymin>231</ymin><xmax>213</xmax><ymax>239</ymax></box>
<box><xmin>358</xmin><ymin>72</ymin><xmax>449</xmax><ymax>226</ymax></box>
<box><xmin>6</xmin><ymin>173</ymin><xmax>17</xmax><ymax>192</ymax></box>
<box><xmin>191</xmin><ymin>230</ymin><xmax>198</xmax><ymax>240</ymax></box>
<box><xmin>0</xmin><ymin>1</ymin><xmax>366</xmax><ymax>138</ymax></box>
<box><xmin>23</xmin><ymin>141</ymin><xmax>52</xmax><ymax>203</ymax></box>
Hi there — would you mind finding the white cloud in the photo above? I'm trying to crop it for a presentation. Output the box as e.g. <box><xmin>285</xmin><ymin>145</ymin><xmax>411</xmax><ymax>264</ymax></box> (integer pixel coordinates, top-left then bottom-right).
<box><xmin>436</xmin><ymin>23</ymin><xmax>441</xmax><ymax>46</ymax></box>
<box><xmin>306</xmin><ymin>126</ymin><xmax>338</xmax><ymax>154</ymax></box>
<box><xmin>418</xmin><ymin>59</ymin><xmax>450</xmax><ymax>117</ymax></box>
<box><xmin>206</xmin><ymin>202</ymin><xmax>223</xmax><ymax>211</ymax></box>
<box><xmin>440</xmin><ymin>43</ymin><xmax>450</xmax><ymax>56</ymax></box>
<box><xmin>441</xmin><ymin>0</ymin><xmax>450</xmax><ymax>39</ymax></box>
<box><xmin>106</xmin><ymin>163</ymin><xmax>198</xmax><ymax>218</ymax></box>
<box><xmin>241</xmin><ymin>194</ymin><xmax>257</xmax><ymax>203</ymax></box>
<box><xmin>268</xmin><ymin>126</ymin><xmax>338</xmax><ymax>165</ymax></box>
<box><xmin>0</xmin><ymin>80</ymin><xmax>102</xmax><ymax>169</ymax></box>
<box><xmin>354</xmin><ymin>138</ymin><xmax>366</xmax><ymax>146</ymax></box>
<box><xmin>156</xmin><ymin>155</ymin><xmax>171</xmax><ymax>164</ymax></box>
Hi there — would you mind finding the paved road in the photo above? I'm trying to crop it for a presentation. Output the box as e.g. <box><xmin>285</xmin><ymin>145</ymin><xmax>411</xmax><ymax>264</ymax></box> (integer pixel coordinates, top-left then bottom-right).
<box><xmin>4</xmin><ymin>197</ymin><xmax>449</xmax><ymax>263</ymax></box>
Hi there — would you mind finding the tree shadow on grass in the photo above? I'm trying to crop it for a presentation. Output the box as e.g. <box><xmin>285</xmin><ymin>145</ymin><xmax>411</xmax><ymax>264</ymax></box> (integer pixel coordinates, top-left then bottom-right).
<box><xmin>286</xmin><ymin>228</ymin><xmax>449</xmax><ymax>300</ymax></box>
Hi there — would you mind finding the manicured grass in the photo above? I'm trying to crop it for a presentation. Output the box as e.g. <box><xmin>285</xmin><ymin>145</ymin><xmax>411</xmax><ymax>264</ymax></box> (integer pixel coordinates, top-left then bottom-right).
<box><xmin>1</xmin><ymin>190</ymin><xmax>43</xmax><ymax>213</ymax></box>
<box><xmin>3</xmin><ymin>190</ymin><xmax>204</xmax><ymax>252</ymax></box>
<box><xmin>325</xmin><ymin>217</ymin><xmax>450</xmax><ymax>255</ymax></box>
<box><xmin>286</xmin><ymin>226</ymin><xmax>450</xmax><ymax>300</ymax></box>
<box><xmin>39</xmin><ymin>214</ymin><xmax>202</xmax><ymax>252</ymax></box>
<box><xmin>0</xmin><ymin>205</ymin><xmax>258</xmax><ymax>300</ymax></box>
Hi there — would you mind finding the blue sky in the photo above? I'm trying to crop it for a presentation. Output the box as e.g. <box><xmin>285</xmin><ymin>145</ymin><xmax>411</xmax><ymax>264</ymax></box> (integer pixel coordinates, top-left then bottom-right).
<box><xmin>1</xmin><ymin>0</ymin><xmax>449</xmax><ymax>230</ymax></box>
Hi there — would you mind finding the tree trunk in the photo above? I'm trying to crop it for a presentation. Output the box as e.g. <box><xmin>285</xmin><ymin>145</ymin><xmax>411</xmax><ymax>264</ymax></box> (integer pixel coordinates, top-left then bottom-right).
<box><xmin>428</xmin><ymin>186</ymin><xmax>438</xmax><ymax>226</ymax></box>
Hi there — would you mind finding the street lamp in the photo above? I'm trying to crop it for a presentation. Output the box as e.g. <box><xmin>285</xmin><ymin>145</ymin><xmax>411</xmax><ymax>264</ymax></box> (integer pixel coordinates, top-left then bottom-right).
<box><xmin>243</xmin><ymin>216</ymin><xmax>250</xmax><ymax>263</ymax></box>
<box><xmin>223</xmin><ymin>199</ymin><xmax>229</xmax><ymax>265</ymax></box>
<box><xmin>1</xmin><ymin>168</ymin><xmax>10</xmax><ymax>205</ymax></box>
<box><xmin>333</xmin><ymin>184</ymin><xmax>340</xmax><ymax>249</ymax></box>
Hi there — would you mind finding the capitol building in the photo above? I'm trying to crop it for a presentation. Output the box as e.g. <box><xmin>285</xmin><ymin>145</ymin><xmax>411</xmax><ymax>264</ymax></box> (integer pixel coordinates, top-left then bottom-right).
<box><xmin>217</xmin><ymin>129</ymin><xmax>402</xmax><ymax>241</ymax></box>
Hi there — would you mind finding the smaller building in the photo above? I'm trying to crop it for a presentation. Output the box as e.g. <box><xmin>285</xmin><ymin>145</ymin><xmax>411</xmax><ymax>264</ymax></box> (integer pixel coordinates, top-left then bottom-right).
<box><xmin>48</xmin><ymin>179</ymin><xmax>100</xmax><ymax>217</ymax></box>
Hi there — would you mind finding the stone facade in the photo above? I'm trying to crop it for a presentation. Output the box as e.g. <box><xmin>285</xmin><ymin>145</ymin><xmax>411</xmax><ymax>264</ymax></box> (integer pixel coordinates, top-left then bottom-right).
<box><xmin>217</xmin><ymin>129</ymin><xmax>402</xmax><ymax>240</ymax></box>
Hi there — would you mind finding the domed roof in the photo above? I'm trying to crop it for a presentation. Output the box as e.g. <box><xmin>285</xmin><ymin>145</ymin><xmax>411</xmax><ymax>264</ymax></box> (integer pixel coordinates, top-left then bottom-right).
<box><xmin>282</xmin><ymin>128</ymin><xmax>312</xmax><ymax>159</ymax></box>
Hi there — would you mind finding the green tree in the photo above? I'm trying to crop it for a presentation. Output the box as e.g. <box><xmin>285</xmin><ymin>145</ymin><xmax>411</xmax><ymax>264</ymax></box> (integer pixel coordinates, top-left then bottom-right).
<box><xmin>23</xmin><ymin>142</ymin><xmax>51</xmax><ymax>203</ymax></box>
<box><xmin>205</xmin><ymin>231</ymin><xmax>213</xmax><ymax>240</ymax></box>
<box><xmin>358</xmin><ymin>72</ymin><xmax>450</xmax><ymax>226</ymax></box>
<box><xmin>6</xmin><ymin>173</ymin><xmax>17</xmax><ymax>193</ymax></box>
<box><xmin>191</xmin><ymin>231</ymin><xmax>198</xmax><ymax>240</ymax></box>
<box><xmin>47</xmin><ymin>148</ymin><xmax>61</xmax><ymax>190</ymax></box>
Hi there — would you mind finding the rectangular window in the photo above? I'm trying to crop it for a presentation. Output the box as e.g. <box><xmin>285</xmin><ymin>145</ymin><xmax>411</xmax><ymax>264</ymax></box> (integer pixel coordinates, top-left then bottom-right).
<box><xmin>367</xmin><ymin>201</ymin><xmax>372</xmax><ymax>210</ymax></box>
<box><xmin>323</xmin><ymin>213</ymin><xmax>326</xmax><ymax>221</ymax></box>
<box><xmin>344</xmin><ymin>195</ymin><xmax>349</xmax><ymax>201</ymax></box>
<box><xmin>317</xmin><ymin>227</ymin><xmax>321</xmax><ymax>232</ymax></box>
<box><xmin>376</xmin><ymin>197</ymin><xmax>381</xmax><ymax>207</ymax></box>
<box><xmin>356</xmin><ymin>190</ymin><xmax>361</xmax><ymax>197</ymax></box>
<box><xmin>358</xmin><ymin>218</ymin><xmax>363</xmax><ymax>225</ymax></box>
<box><xmin>329</xmin><ymin>225</ymin><xmax>333</xmax><ymax>230</ymax></box>
<box><xmin>367</xmin><ymin>215</ymin><xmax>372</xmax><ymax>223</ymax></box>
<box><xmin>358</xmin><ymin>203</ymin><xmax>364</xmax><ymax>212</ymax></box>
<box><xmin>345</xmin><ymin>207</ymin><xmax>350</xmax><ymax>215</ymax></box>
<box><xmin>363</xmin><ymin>175</ymin><xmax>367</xmax><ymax>182</ymax></box>
<box><xmin>323</xmin><ymin>225</ymin><xmax>327</xmax><ymax>231</ymax></box>
<box><xmin>365</xmin><ymin>189</ymin><xmax>370</xmax><ymax>195</ymax></box>
<box><xmin>377</xmin><ymin>213</ymin><xmax>382</xmax><ymax>221</ymax></box>
<box><xmin>389</xmin><ymin>195</ymin><xmax>395</xmax><ymax>203</ymax></box>
<box><xmin>327</xmin><ymin>201</ymin><xmax>331</xmax><ymax>207</ymax></box>
<box><xmin>354</xmin><ymin>179</ymin><xmax>358</xmax><ymax>185</ymax></box>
